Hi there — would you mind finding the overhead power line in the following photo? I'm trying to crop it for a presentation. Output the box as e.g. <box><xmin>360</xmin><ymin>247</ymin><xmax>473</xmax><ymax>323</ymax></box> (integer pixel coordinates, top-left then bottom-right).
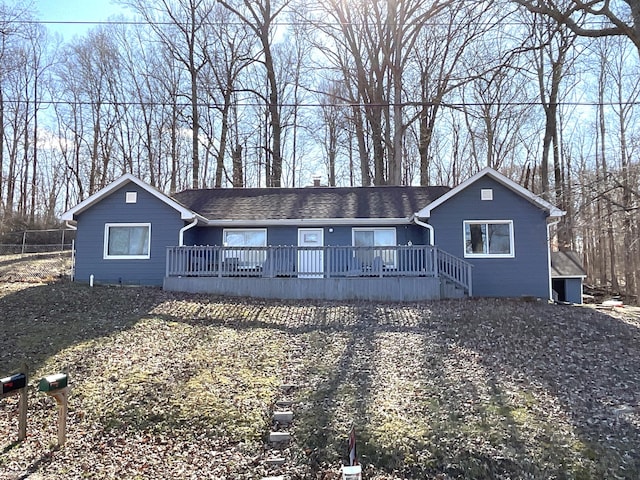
<box><xmin>19</xmin><ymin>18</ymin><xmax>624</xmax><ymax>29</ymax></box>
<box><xmin>3</xmin><ymin>99</ymin><xmax>639</xmax><ymax>108</ymax></box>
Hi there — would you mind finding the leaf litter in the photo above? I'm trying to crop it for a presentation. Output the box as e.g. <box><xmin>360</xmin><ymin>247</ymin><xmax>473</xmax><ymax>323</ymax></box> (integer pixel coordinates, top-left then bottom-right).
<box><xmin>0</xmin><ymin>284</ymin><xmax>639</xmax><ymax>479</ymax></box>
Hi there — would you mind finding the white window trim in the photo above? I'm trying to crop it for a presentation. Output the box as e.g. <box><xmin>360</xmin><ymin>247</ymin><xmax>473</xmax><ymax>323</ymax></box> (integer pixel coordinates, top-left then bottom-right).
<box><xmin>222</xmin><ymin>228</ymin><xmax>268</xmax><ymax>246</ymax></box>
<box><xmin>463</xmin><ymin>220</ymin><xmax>514</xmax><ymax>258</ymax></box>
<box><xmin>104</xmin><ymin>223</ymin><xmax>151</xmax><ymax>260</ymax></box>
<box><xmin>351</xmin><ymin>227</ymin><xmax>397</xmax><ymax>246</ymax></box>
<box><xmin>222</xmin><ymin>228</ymin><xmax>268</xmax><ymax>267</ymax></box>
<box><xmin>352</xmin><ymin>227</ymin><xmax>397</xmax><ymax>268</ymax></box>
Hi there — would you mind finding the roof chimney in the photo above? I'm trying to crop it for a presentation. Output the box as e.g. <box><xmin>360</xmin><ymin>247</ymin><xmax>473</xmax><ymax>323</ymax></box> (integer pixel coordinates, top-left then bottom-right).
<box><xmin>312</xmin><ymin>175</ymin><xmax>321</xmax><ymax>187</ymax></box>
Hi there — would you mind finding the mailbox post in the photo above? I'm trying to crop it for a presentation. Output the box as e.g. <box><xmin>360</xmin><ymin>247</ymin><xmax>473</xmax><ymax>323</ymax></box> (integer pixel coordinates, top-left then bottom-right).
<box><xmin>1</xmin><ymin>366</ymin><xmax>28</xmax><ymax>442</ymax></box>
<box><xmin>39</xmin><ymin>373</ymin><xmax>69</xmax><ymax>447</ymax></box>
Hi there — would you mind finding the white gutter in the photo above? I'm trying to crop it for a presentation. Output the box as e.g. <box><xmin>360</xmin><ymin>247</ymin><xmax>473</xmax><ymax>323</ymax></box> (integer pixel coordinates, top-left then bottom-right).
<box><xmin>179</xmin><ymin>218</ymin><xmax>198</xmax><ymax>246</ymax></box>
<box><xmin>65</xmin><ymin>221</ymin><xmax>77</xmax><ymax>231</ymax></box>
<box><xmin>547</xmin><ymin>218</ymin><xmax>561</xmax><ymax>302</ymax></box>
<box><xmin>202</xmin><ymin>217</ymin><xmax>411</xmax><ymax>227</ymax></box>
<box><xmin>412</xmin><ymin>214</ymin><xmax>434</xmax><ymax>246</ymax></box>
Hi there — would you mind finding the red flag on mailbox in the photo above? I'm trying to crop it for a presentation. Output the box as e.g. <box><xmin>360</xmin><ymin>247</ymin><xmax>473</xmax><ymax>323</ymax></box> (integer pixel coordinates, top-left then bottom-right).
<box><xmin>348</xmin><ymin>425</ymin><xmax>358</xmax><ymax>466</ymax></box>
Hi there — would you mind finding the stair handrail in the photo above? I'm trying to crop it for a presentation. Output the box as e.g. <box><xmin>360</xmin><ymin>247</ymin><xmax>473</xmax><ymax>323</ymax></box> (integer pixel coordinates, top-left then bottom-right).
<box><xmin>436</xmin><ymin>248</ymin><xmax>473</xmax><ymax>296</ymax></box>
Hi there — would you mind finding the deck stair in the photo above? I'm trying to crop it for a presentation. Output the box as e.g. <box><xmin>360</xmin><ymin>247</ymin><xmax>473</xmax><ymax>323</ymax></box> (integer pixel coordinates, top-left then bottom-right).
<box><xmin>440</xmin><ymin>278</ymin><xmax>467</xmax><ymax>299</ymax></box>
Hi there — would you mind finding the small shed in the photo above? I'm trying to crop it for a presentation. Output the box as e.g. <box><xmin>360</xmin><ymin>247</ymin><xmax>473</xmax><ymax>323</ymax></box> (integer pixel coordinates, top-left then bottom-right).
<box><xmin>551</xmin><ymin>251</ymin><xmax>586</xmax><ymax>304</ymax></box>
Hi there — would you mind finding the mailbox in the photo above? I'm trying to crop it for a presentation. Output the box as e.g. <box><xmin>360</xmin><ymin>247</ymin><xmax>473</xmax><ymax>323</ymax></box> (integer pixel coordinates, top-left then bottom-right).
<box><xmin>1</xmin><ymin>373</ymin><xmax>27</xmax><ymax>396</ymax></box>
<box><xmin>39</xmin><ymin>373</ymin><xmax>68</xmax><ymax>392</ymax></box>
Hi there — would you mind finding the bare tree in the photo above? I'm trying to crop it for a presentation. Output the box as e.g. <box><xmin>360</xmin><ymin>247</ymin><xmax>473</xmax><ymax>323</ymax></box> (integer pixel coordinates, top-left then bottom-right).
<box><xmin>413</xmin><ymin>1</ymin><xmax>497</xmax><ymax>185</ymax></box>
<box><xmin>0</xmin><ymin>1</ymin><xmax>33</xmax><ymax>219</ymax></box>
<box><xmin>315</xmin><ymin>79</ymin><xmax>350</xmax><ymax>186</ymax></box>
<box><xmin>122</xmin><ymin>0</ymin><xmax>216</xmax><ymax>189</ymax></box>
<box><xmin>513</xmin><ymin>0</ymin><xmax>640</xmax><ymax>53</ymax></box>
<box><xmin>527</xmin><ymin>15</ymin><xmax>576</xmax><ymax>201</ymax></box>
<box><xmin>524</xmin><ymin>12</ymin><xmax>578</xmax><ymax>250</ymax></box>
<box><xmin>218</xmin><ymin>0</ymin><xmax>290</xmax><ymax>187</ymax></box>
<box><xmin>199</xmin><ymin>5</ymin><xmax>254</xmax><ymax>188</ymax></box>
<box><xmin>277</xmin><ymin>15</ymin><xmax>314</xmax><ymax>188</ymax></box>
<box><xmin>461</xmin><ymin>66</ymin><xmax>535</xmax><ymax>172</ymax></box>
<box><xmin>609</xmin><ymin>44</ymin><xmax>640</xmax><ymax>295</ymax></box>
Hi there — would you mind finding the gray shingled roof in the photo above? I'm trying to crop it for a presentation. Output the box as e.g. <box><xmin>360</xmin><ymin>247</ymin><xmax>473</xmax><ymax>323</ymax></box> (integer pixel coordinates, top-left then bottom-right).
<box><xmin>172</xmin><ymin>185</ymin><xmax>451</xmax><ymax>221</ymax></box>
<box><xmin>551</xmin><ymin>251</ymin><xmax>586</xmax><ymax>277</ymax></box>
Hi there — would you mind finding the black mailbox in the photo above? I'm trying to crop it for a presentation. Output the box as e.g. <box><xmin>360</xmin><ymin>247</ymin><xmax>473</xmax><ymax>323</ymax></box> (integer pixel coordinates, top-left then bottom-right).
<box><xmin>1</xmin><ymin>373</ymin><xmax>27</xmax><ymax>396</ymax></box>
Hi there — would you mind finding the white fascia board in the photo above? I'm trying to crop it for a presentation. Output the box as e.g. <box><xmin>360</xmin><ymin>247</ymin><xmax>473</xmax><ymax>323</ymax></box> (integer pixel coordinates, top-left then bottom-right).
<box><xmin>61</xmin><ymin>173</ymin><xmax>200</xmax><ymax>222</ymax></box>
<box><xmin>547</xmin><ymin>208</ymin><xmax>567</xmax><ymax>219</ymax></box>
<box><xmin>203</xmin><ymin>217</ymin><xmax>412</xmax><ymax>227</ymax></box>
<box><xmin>551</xmin><ymin>274</ymin><xmax>587</xmax><ymax>279</ymax></box>
<box><xmin>415</xmin><ymin>167</ymin><xmax>566</xmax><ymax>218</ymax></box>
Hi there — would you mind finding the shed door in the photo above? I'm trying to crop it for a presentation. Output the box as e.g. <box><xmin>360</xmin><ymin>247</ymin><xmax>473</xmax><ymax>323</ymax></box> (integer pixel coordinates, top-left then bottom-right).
<box><xmin>298</xmin><ymin>228</ymin><xmax>324</xmax><ymax>278</ymax></box>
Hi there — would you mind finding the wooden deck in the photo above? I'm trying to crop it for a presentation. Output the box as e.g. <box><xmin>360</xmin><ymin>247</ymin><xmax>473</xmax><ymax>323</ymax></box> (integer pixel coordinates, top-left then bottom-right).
<box><xmin>164</xmin><ymin>245</ymin><xmax>472</xmax><ymax>301</ymax></box>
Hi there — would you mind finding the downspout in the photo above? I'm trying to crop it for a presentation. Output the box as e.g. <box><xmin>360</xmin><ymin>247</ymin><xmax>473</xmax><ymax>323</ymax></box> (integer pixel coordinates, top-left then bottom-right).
<box><xmin>179</xmin><ymin>218</ymin><xmax>198</xmax><ymax>246</ymax></box>
<box><xmin>547</xmin><ymin>218</ymin><xmax>561</xmax><ymax>302</ymax></box>
<box><xmin>65</xmin><ymin>221</ymin><xmax>77</xmax><ymax>281</ymax></box>
<box><xmin>412</xmin><ymin>214</ymin><xmax>434</xmax><ymax>246</ymax></box>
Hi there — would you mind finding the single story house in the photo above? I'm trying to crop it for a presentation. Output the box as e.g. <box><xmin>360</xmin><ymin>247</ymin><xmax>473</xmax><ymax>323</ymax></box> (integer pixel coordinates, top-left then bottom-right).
<box><xmin>61</xmin><ymin>167</ymin><xmax>565</xmax><ymax>302</ymax></box>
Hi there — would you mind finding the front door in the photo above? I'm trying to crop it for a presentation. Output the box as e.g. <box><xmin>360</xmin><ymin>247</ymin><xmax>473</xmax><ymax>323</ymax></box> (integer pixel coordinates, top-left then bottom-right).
<box><xmin>298</xmin><ymin>228</ymin><xmax>324</xmax><ymax>278</ymax></box>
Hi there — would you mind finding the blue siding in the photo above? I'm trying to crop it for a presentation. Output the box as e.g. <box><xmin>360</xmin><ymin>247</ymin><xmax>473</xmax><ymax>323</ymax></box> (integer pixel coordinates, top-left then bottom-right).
<box><xmin>554</xmin><ymin>277</ymin><xmax>583</xmax><ymax>304</ymax></box>
<box><xmin>564</xmin><ymin>278</ymin><xmax>583</xmax><ymax>304</ymax></box>
<box><xmin>75</xmin><ymin>184</ymin><xmax>185</xmax><ymax>286</ymax></box>
<box><xmin>186</xmin><ymin>223</ymin><xmax>428</xmax><ymax>277</ymax></box>
<box><xmin>189</xmin><ymin>224</ymin><xmax>427</xmax><ymax>247</ymax></box>
<box><xmin>190</xmin><ymin>227</ymin><xmax>222</xmax><ymax>246</ymax></box>
<box><xmin>430</xmin><ymin>177</ymin><xmax>550</xmax><ymax>299</ymax></box>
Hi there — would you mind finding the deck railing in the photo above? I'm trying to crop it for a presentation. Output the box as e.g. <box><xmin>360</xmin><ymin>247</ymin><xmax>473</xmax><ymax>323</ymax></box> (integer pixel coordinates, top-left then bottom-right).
<box><xmin>166</xmin><ymin>244</ymin><xmax>472</xmax><ymax>294</ymax></box>
<box><xmin>437</xmin><ymin>248</ymin><xmax>473</xmax><ymax>297</ymax></box>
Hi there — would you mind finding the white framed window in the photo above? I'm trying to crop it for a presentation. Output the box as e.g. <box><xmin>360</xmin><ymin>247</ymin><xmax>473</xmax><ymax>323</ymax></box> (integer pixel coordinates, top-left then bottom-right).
<box><xmin>104</xmin><ymin>223</ymin><xmax>151</xmax><ymax>259</ymax></box>
<box><xmin>352</xmin><ymin>227</ymin><xmax>396</xmax><ymax>267</ymax></box>
<box><xmin>464</xmin><ymin>220</ymin><xmax>514</xmax><ymax>258</ymax></box>
<box><xmin>223</xmin><ymin>228</ymin><xmax>267</xmax><ymax>266</ymax></box>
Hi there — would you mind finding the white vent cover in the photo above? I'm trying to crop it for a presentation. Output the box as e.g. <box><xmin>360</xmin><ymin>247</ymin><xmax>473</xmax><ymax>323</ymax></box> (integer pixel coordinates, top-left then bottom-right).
<box><xmin>481</xmin><ymin>189</ymin><xmax>493</xmax><ymax>201</ymax></box>
<box><xmin>125</xmin><ymin>191</ymin><xmax>138</xmax><ymax>203</ymax></box>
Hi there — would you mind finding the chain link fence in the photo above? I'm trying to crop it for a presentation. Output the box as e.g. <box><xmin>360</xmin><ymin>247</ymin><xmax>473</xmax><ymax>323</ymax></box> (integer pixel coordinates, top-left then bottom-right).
<box><xmin>0</xmin><ymin>229</ymin><xmax>75</xmax><ymax>255</ymax></box>
<box><xmin>0</xmin><ymin>251</ymin><xmax>74</xmax><ymax>282</ymax></box>
<box><xmin>0</xmin><ymin>229</ymin><xmax>75</xmax><ymax>282</ymax></box>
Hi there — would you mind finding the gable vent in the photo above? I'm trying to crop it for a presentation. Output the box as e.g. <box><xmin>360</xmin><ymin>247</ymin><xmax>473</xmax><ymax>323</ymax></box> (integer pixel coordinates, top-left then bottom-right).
<box><xmin>126</xmin><ymin>191</ymin><xmax>138</xmax><ymax>203</ymax></box>
<box><xmin>481</xmin><ymin>189</ymin><xmax>493</xmax><ymax>201</ymax></box>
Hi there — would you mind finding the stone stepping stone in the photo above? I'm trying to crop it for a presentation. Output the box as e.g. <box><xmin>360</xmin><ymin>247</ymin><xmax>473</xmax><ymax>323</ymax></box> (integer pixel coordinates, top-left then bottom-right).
<box><xmin>269</xmin><ymin>431</ymin><xmax>291</xmax><ymax>443</ymax></box>
<box><xmin>275</xmin><ymin>399</ymin><xmax>294</xmax><ymax>408</ymax></box>
<box><xmin>265</xmin><ymin>456</ymin><xmax>286</xmax><ymax>466</ymax></box>
<box><xmin>273</xmin><ymin>410</ymin><xmax>293</xmax><ymax>424</ymax></box>
<box><xmin>262</xmin><ymin>477</ymin><xmax>284</xmax><ymax>480</ymax></box>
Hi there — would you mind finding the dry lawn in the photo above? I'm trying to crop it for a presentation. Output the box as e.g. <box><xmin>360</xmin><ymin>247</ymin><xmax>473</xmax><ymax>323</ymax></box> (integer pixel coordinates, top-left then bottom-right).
<box><xmin>1</xmin><ymin>281</ymin><xmax>639</xmax><ymax>479</ymax></box>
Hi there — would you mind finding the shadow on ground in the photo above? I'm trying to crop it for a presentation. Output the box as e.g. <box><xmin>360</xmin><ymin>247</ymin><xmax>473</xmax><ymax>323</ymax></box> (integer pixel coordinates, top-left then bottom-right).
<box><xmin>0</xmin><ymin>282</ymin><xmax>167</xmax><ymax>375</ymax></box>
<box><xmin>2</xmin><ymin>284</ymin><xmax>639</xmax><ymax>479</ymax></box>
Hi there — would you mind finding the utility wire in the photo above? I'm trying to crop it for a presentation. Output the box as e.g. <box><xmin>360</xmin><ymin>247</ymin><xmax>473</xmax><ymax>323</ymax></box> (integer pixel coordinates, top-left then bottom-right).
<box><xmin>20</xmin><ymin>19</ymin><xmax>624</xmax><ymax>29</ymax></box>
<box><xmin>4</xmin><ymin>99</ymin><xmax>639</xmax><ymax>108</ymax></box>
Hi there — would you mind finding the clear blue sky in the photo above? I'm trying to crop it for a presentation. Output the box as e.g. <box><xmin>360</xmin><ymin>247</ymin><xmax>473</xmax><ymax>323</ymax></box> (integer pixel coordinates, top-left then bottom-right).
<box><xmin>32</xmin><ymin>0</ymin><xmax>130</xmax><ymax>39</ymax></box>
